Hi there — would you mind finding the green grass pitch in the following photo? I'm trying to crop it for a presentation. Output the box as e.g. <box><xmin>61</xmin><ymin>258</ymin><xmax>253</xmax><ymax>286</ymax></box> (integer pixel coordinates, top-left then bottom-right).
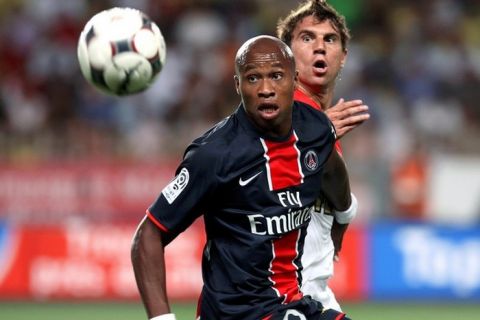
<box><xmin>1</xmin><ymin>301</ymin><xmax>478</xmax><ymax>319</ymax></box>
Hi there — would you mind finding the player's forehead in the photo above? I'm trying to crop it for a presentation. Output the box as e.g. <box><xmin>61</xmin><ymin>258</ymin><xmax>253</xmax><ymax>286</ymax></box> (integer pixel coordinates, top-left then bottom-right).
<box><xmin>236</xmin><ymin>36</ymin><xmax>293</xmax><ymax>73</ymax></box>
<box><xmin>293</xmin><ymin>15</ymin><xmax>339</xmax><ymax>37</ymax></box>
<box><xmin>242</xmin><ymin>52</ymin><xmax>287</xmax><ymax>72</ymax></box>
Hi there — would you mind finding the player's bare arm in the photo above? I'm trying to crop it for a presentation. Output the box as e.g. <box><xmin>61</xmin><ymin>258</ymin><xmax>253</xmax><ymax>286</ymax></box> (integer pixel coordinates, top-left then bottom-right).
<box><xmin>320</xmin><ymin>148</ymin><xmax>351</xmax><ymax>211</ymax></box>
<box><xmin>321</xmin><ymin>148</ymin><xmax>356</xmax><ymax>262</ymax></box>
<box><xmin>131</xmin><ymin>217</ymin><xmax>172</xmax><ymax>319</ymax></box>
<box><xmin>330</xmin><ymin>190</ymin><xmax>358</xmax><ymax>262</ymax></box>
<box><xmin>325</xmin><ymin>98</ymin><xmax>370</xmax><ymax>139</ymax></box>
<box><xmin>331</xmin><ymin>220</ymin><xmax>348</xmax><ymax>262</ymax></box>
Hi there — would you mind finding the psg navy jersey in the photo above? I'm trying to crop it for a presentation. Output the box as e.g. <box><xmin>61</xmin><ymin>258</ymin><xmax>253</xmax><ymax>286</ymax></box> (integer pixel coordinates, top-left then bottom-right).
<box><xmin>148</xmin><ymin>102</ymin><xmax>336</xmax><ymax>320</ymax></box>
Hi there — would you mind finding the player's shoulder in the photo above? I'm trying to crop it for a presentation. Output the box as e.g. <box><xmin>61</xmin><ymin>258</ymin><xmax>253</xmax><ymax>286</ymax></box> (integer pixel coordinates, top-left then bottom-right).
<box><xmin>293</xmin><ymin>100</ymin><xmax>333</xmax><ymax>135</ymax></box>
<box><xmin>183</xmin><ymin>114</ymin><xmax>239</xmax><ymax>164</ymax></box>
<box><xmin>294</xmin><ymin>100</ymin><xmax>329</xmax><ymax>122</ymax></box>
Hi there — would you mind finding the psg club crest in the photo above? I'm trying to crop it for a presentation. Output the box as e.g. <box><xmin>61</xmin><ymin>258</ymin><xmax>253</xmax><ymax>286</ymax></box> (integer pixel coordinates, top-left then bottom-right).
<box><xmin>304</xmin><ymin>150</ymin><xmax>318</xmax><ymax>171</ymax></box>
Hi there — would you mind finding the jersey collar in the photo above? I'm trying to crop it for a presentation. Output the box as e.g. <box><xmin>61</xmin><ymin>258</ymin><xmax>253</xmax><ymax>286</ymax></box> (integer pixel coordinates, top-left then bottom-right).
<box><xmin>235</xmin><ymin>104</ymin><xmax>295</xmax><ymax>142</ymax></box>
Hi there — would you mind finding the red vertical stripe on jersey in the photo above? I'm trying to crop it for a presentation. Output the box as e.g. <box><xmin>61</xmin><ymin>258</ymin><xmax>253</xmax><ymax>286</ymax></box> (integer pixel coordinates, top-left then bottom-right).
<box><xmin>261</xmin><ymin>132</ymin><xmax>303</xmax><ymax>191</ymax></box>
<box><xmin>268</xmin><ymin>229</ymin><xmax>303</xmax><ymax>304</ymax></box>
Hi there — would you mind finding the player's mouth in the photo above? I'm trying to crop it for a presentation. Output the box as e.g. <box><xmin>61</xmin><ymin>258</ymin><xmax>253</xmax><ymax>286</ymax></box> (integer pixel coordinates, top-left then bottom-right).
<box><xmin>313</xmin><ymin>60</ymin><xmax>327</xmax><ymax>74</ymax></box>
<box><xmin>258</xmin><ymin>103</ymin><xmax>280</xmax><ymax>119</ymax></box>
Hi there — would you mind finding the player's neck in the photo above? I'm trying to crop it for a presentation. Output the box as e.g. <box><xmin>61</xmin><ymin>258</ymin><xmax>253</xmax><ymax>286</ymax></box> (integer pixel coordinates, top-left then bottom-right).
<box><xmin>297</xmin><ymin>84</ymin><xmax>333</xmax><ymax>110</ymax></box>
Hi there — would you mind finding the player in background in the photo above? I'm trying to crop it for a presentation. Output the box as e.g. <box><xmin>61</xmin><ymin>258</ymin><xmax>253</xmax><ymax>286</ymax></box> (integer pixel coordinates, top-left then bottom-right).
<box><xmin>277</xmin><ymin>0</ymin><xmax>370</xmax><ymax>311</ymax></box>
<box><xmin>131</xmin><ymin>35</ymin><xmax>353</xmax><ymax>320</ymax></box>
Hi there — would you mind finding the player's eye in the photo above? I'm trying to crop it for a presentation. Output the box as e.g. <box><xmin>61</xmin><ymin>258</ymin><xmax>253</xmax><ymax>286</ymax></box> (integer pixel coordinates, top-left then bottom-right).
<box><xmin>302</xmin><ymin>34</ymin><xmax>313</xmax><ymax>43</ymax></box>
<box><xmin>325</xmin><ymin>35</ymin><xmax>338</xmax><ymax>43</ymax></box>
<box><xmin>246</xmin><ymin>74</ymin><xmax>259</xmax><ymax>83</ymax></box>
<box><xmin>271</xmin><ymin>72</ymin><xmax>283</xmax><ymax>81</ymax></box>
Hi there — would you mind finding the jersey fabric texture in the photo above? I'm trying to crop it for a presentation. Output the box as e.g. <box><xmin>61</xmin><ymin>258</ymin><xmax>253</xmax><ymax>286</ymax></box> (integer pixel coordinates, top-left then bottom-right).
<box><xmin>147</xmin><ymin>103</ymin><xmax>336</xmax><ymax>320</ymax></box>
<box><xmin>294</xmin><ymin>89</ymin><xmax>342</xmax><ymax>311</ymax></box>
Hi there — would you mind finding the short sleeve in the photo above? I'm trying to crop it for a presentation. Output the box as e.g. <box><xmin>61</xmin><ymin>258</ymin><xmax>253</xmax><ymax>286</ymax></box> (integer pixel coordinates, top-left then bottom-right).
<box><xmin>147</xmin><ymin>144</ymin><xmax>219</xmax><ymax>238</ymax></box>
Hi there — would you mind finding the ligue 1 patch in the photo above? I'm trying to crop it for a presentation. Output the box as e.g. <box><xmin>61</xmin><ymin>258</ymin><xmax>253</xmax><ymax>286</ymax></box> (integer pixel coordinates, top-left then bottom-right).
<box><xmin>304</xmin><ymin>150</ymin><xmax>318</xmax><ymax>171</ymax></box>
<box><xmin>162</xmin><ymin>168</ymin><xmax>189</xmax><ymax>204</ymax></box>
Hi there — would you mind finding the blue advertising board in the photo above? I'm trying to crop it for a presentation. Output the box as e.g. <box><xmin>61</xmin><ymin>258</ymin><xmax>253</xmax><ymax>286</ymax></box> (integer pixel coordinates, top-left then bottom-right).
<box><xmin>369</xmin><ymin>222</ymin><xmax>480</xmax><ymax>300</ymax></box>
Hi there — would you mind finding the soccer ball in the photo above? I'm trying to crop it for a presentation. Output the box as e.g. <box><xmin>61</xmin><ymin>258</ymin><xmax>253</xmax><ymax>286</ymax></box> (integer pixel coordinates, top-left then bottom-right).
<box><xmin>77</xmin><ymin>7</ymin><xmax>166</xmax><ymax>96</ymax></box>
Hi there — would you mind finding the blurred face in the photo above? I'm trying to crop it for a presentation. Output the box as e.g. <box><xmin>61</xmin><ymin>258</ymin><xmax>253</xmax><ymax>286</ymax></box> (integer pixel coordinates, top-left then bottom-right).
<box><xmin>290</xmin><ymin>15</ymin><xmax>347</xmax><ymax>93</ymax></box>
<box><xmin>235</xmin><ymin>40</ymin><xmax>297</xmax><ymax>138</ymax></box>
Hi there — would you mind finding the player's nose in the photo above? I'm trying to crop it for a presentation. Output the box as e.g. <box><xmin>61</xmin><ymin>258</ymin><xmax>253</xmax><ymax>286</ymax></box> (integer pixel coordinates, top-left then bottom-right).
<box><xmin>258</xmin><ymin>79</ymin><xmax>275</xmax><ymax>98</ymax></box>
<box><xmin>313</xmin><ymin>39</ymin><xmax>326</xmax><ymax>54</ymax></box>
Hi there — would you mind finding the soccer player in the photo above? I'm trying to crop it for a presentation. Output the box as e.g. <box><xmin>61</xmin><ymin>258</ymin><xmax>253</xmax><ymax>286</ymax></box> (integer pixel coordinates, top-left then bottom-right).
<box><xmin>131</xmin><ymin>35</ymin><xmax>353</xmax><ymax>320</ymax></box>
<box><xmin>277</xmin><ymin>0</ymin><xmax>369</xmax><ymax>311</ymax></box>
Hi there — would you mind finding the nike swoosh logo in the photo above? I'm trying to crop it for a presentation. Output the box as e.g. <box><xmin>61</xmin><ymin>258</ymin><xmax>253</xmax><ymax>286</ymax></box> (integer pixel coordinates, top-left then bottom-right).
<box><xmin>239</xmin><ymin>171</ymin><xmax>262</xmax><ymax>186</ymax></box>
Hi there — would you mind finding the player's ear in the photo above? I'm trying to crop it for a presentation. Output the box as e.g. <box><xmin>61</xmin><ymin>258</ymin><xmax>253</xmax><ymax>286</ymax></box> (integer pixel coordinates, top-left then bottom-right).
<box><xmin>293</xmin><ymin>70</ymin><xmax>299</xmax><ymax>88</ymax></box>
<box><xmin>234</xmin><ymin>75</ymin><xmax>240</xmax><ymax>95</ymax></box>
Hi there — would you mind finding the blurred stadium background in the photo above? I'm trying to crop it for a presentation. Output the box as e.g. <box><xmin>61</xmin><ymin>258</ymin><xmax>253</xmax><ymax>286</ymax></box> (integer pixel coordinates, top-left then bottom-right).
<box><xmin>0</xmin><ymin>0</ymin><xmax>479</xmax><ymax>319</ymax></box>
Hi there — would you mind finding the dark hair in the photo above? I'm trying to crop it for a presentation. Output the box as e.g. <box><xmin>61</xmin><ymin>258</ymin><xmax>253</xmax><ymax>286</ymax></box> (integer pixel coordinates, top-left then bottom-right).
<box><xmin>277</xmin><ymin>0</ymin><xmax>350</xmax><ymax>50</ymax></box>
